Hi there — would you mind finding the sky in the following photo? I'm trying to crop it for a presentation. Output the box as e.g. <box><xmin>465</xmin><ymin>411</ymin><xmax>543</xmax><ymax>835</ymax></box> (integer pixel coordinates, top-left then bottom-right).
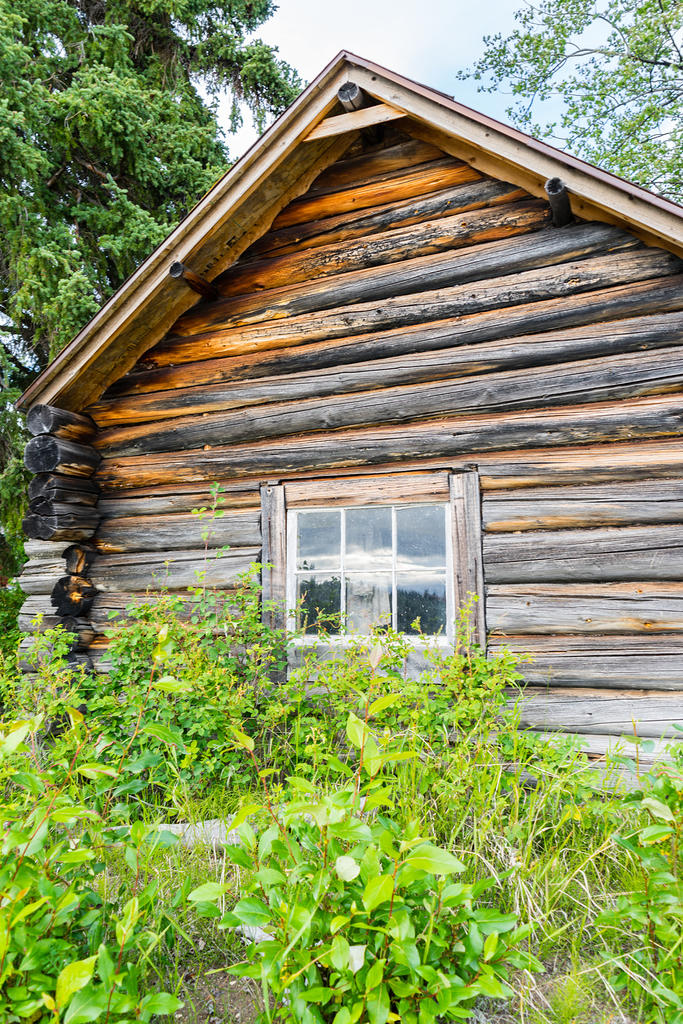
<box><xmin>222</xmin><ymin>0</ymin><xmax>525</xmax><ymax>158</ymax></box>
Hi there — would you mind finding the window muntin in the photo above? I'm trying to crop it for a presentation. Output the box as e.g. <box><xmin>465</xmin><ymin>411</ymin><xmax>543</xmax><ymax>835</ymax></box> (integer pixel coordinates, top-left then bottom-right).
<box><xmin>288</xmin><ymin>502</ymin><xmax>452</xmax><ymax>639</ymax></box>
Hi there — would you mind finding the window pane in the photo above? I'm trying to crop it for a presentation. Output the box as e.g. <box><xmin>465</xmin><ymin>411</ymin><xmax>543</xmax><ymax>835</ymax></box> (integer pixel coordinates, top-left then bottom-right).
<box><xmin>397</xmin><ymin>572</ymin><xmax>447</xmax><ymax>635</ymax></box>
<box><xmin>345</xmin><ymin>574</ymin><xmax>392</xmax><ymax>633</ymax></box>
<box><xmin>396</xmin><ymin>505</ymin><xmax>446</xmax><ymax>569</ymax></box>
<box><xmin>345</xmin><ymin>507</ymin><xmax>392</xmax><ymax>569</ymax></box>
<box><xmin>296</xmin><ymin>510</ymin><xmax>340</xmax><ymax>570</ymax></box>
<box><xmin>297</xmin><ymin>575</ymin><xmax>341</xmax><ymax>634</ymax></box>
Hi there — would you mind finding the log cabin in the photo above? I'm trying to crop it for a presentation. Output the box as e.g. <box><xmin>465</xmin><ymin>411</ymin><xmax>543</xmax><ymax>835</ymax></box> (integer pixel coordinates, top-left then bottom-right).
<box><xmin>14</xmin><ymin>51</ymin><xmax>683</xmax><ymax>765</ymax></box>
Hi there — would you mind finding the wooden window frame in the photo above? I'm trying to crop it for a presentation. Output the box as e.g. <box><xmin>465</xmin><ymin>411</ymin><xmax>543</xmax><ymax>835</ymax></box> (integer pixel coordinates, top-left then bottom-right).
<box><xmin>260</xmin><ymin>468</ymin><xmax>485</xmax><ymax>648</ymax></box>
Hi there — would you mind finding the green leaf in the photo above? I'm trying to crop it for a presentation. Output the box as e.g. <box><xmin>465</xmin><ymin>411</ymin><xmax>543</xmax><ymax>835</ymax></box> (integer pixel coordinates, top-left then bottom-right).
<box><xmin>368</xmin><ymin>694</ymin><xmax>401</xmax><ymax>715</ymax></box>
<box><xmin>63</xmin><ymin>985</ymin><xmax>109</xmax><ymax>1024</ymax></box>
<box><xmin>75</xmin><ymin>762</ymin><xmax>118</xmax><ymax>779</ymax></box>
<box><xmin>363</xmin><ymin>874</ymin><xmax>394</xmax><ymax>912</ymax></box>
<box><xmin>404</xmin><ymin>844</ymin><xmax>465</xmax><ymax>875</ymax></box>
<box><xmin>483</xmin><ymin>932</ymin><xmax>499</xmax><ymax>961</ymax></box>
<box><xmin>142</xmin><ymin>722</ymin><xmax>186</xmax><ymax>750</ymax></box>
<box><xmin>346</xmin><ymin>712</ymin><xmax>367</xmax><ymax>749</ymax></box>
<box><xmin>336</xmin><ymin>855</ymin><xmax>360</xmax><ymax>881</ymax></box>
<box><xmin>153</xmin><ymin>675</ymin><xmax>193</xmax><ymax>694</ymax></box>
<box><xmin>230</xmin><ymin>726</ymin><xmax>255</xmax><ymax>752</ymax></box>
<box><xmin>231</xmin><ymin>897</ymin><xmax>272</xmax><ymax>928</ymax></box>
<box><xmin>641</xmin><ymin>797</ymin><xmax>675</xmax><ymax>822</ymax></box>
<box><xmin>187</xmin><ymin>882</ymin><xmax>230</xmax><ymax>903</ymax></box>
<box><xmin>140</xmin><ymin>992</ymin><xmax>183</xmax><ymax>1015</ymax></box>
<box><xmin>56</xmin><ymin>956</ymin><xmax>97</xmax><ymax>1009</ymax></box>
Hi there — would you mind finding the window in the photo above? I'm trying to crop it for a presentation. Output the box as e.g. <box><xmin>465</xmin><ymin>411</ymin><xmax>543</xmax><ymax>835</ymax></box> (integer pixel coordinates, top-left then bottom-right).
<box><xmin>288</xmin><ymin>503</ymin><xmax>452</xmax><ymax>638</ymax></box>
<box><xmin>260</xmin><ymin>470</ymin><xmax>485</xmax><ymax>653</ymax></box>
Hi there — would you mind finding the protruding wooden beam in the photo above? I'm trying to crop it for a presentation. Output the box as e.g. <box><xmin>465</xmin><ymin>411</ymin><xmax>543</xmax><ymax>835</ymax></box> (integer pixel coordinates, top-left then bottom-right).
<box><xmin>305</xmin><ymin>103</ymin><xmax>405</xmax><ymax>142</ymax></box>
<box><xmin>26</xmin><ymin>404</ymin><xmax>96</xmax><ymax>442</ymax></box>
<box><xmin>22</xmin><ymin>505</ymin><xmax>100</xmax><ymax>542</ymax></box>
<box><xmin>51</xmin><ymin>575</ymin><xmax>98</xmax><ymax>616</ymax></box>
<box><xmin>169</xmin><ymin>261</ymin><xmax>218</xmax><ymax>299</ymax></box>
<box><xmin>28</xmin><ymin>474</ymin><xmax>99</xmax><ymax>506</ymax></box>
<box><xmin>545</xmin><ymin>177</ymin><xmax>573</xmax><ymax>227</ymax></box>
<box><xmin>63</xmin><ymin>544</ymin><xmax>98</xmax><ymax>576</ymax></box>
<box><xmin>337</xmin><ymin>81</ymin><xmax>366</xmax><ymax>112</ymax></box>
<box><xmin>24</xmin><ymin>436</ymin><xmax>101</xmax><ymax>477</ymax></box>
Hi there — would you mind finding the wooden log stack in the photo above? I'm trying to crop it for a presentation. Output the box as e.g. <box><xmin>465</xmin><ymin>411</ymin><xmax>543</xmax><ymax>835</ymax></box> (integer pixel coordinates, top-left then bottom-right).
<box><xmin>18</xmin><ymin>405</ymin><xmax>101</xmax><ymax>660</ymax></box>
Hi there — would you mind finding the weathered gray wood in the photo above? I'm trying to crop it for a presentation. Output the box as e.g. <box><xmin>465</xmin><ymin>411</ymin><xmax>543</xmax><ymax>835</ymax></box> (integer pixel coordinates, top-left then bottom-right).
<box><xmin>96</xmin><ymin>484</ymin><xmax>259</xmax><ymax>517</ymax></box>
<box><xmin>484</xmin><ymin>479</ymin><xmax>683</xmax><ymax>530</ymax></box>
<box><xmin>487</xmin><ymin>582</ymin><xmax>683</xmax><ymax>631</ymax></box>
<box><xmin>17</xmin><ymin>567</ymin><xmax>69</xmax><ymax>596</ymax></box>
<box><xmin>216</xmin><ymin>200</ymin><xmax>549</xmax><ymax>297</ymax></box>
<box><xmin>110</xmin><ymin>278</ymin><xmax>683</xmax><ymax>395</ymax></box>
<box><xmin>284</xmin><ymin>471</ymin><xmax>449</xmax><ymax>508</ymax></box>
<box><xmin>97</xmin><ymin>395</ymin><xmax>683</xmax><ymax>489</ymax></box>
<box><xmin>449</xmin><ymin>472</ymin><xmax>485</xmax><ymax>646</ymax></box>
<box><xmin>484</xmin><ymin>526</ymin><xmax>683</xmax><ymax>583</ymax></box>
<box><xmin>28</xmin><ymin>474</ymin><xmax>99</xmax><ymax>504</ymax></box>
<box><xmin>98</xmin><ymin>344</ymin><xmax>683</xmax><ymax>456</ymax></box>
<box><xmin>172</xmin><ymin>223</ymin><xmax>646</xmax><ymax>337</ymax></box>
<box><xmin>93</xmin><ymin>510</ymin><xmax>261</xmax><ymax>553</ymax></box>
<box><xmin>22</xmin><ymin>505</ymin><xmax>100</xmax><ymax>542</ymax></box>
<box><xmin>91</xmin><ymin>546</ymin><xmax>261</xmax><ymax>592</ymax></box>
<box><xmin>23</xmin><ymin>540</ymin><xmax>68</xmax><ymax>560</ymax></box>
<box><xmin>517</xmin><ymin>653</ymin><xmax>683</xmax><ymax>690</ymax></box>
<box><xmin>514</xmin><ymin>687</ymin><xmax>683</xmax><ymax>738</ymax></box>
<box><xmin>152</xmin><ymin>249</ymin><xmax>680</xmax><ymax>368</ymax></box>
<box><xmin>260</xmin><ymin>484</ymin><xmax>287</xmax><ymax>633</ymax></box>
<box><xmin>26</xmin><ymin>404</ymin><xmax>96</xmax><ymax>442</ymax></box>
<box><xmin>92</xmin><ymin>312</ymin><xmax>683</xmax><ymax>428</ymax></box>
<box><xmin>24</xmin><ymin>435</ymin><xmax>101</xmax><ymax>477</ymax></box>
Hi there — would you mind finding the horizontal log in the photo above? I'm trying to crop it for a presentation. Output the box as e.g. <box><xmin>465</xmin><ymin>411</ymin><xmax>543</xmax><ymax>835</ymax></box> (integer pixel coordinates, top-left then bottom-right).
<box><xmin>247</xmin><ymin>178</ymin><xmax>524</xmax><ymax>259</ymax></box>
<box><xmin>28</xmin><ymin>473</ymin><xmax>99</xmax><ymax>504</ymax></box>
<box><xmin>487</xmin><ymin>582</ymin><xmax>683</xmax><ymax>631</ymax></box>
<box><xmin>96</xmin><ymin>394</ymin><xmax>683</xmax><ymax>489</ymax></box>
<box><xmin>484</xmin><ymin>477</ymin><xmax>683</xmax><ymax>530</ymax></box>
<box><xmin>22</xmin><ymin>506</ymin><xmax>100</xmax><ymax>542</ymax></box>
<box><xmin>484</xmin><ymin>525</ymin><xmax>683</xmax><ymax>582</ymax></box>
<box><xmin>306</xmin><ymin>138</ymin><xmax>445</xmax><ymax>196</ymax></box>
<box><xmin>304</xmin><ymin>103</ymin><xmax>405</xmax><ymax>142</ymax></box>
<box><xmin>151</xmin><ymin>250</ymin><xmax>681</xmax><ymax>368</ymax></box>
<box><xmin>16</xmin><ymin>596</ymin><xmax>94</xmax><ymax>640</ymax></box>
<box><xmin>174</xmin><ymin>223</ymin><xmax>640</xmax><ymax>337</ymax></box>
<box><xmin>51</xmin><ymin>575</ymin><xmax>98</xmax><ymax>615</ymax></box>
<box><xmin>23</xmin><ymin>540</ymin><xmax>68</xmax><ymax>560</ymax></box>
<box><xmin>516</xmin><ymin>652</ymin><xmax>683</xmax><ymax>691</ymax></box>
<box><xmin>271</xmin><ymin>159</ymin><xmax>478</xmax><ymax>229</ymax></box>
<box><xmin>17</xmin><ymin>568</ymin><xmax>69</xmax><ymax>596</ymax></box>
<box><xmin>97</xmin><ymin>487</ymin><xmax>259</xmax><ymax>517</ymax></box>
<box><xmin>24</xmin><ymin>435</ymin><xmax>101</xmax><ymax>477</ymax></box>
<box><xmin>26</xmin><ymin>404</ymin><xmax>96</xmax><ymax>442</ymax></box>
<box><xmin>514</xmin><ymin>687</ymin><xmax>683</xmax><ymax>738</ymax></box>
<box><xmin>93</xmin><ymin>510</ymin><xmax>261</xmax><ymax>553</ymax></box>
<box><xmin>97</xmin><ymin>344</ymin><xmax>683</xmax><ymax>456</ymax></box>
<box><xmin>91</xmin><ymin>546</ymin><xmax>261</xmax><ymax>592</ymax></box>
<box><xmin>217</xmin><ymin>200</ymin><xmax>549</xmax><ymax>298</ymax></box>
<box><xmin>113</xmin><ymin>278</ymin><xmax>683</xmax><ymax>398</ymax></box>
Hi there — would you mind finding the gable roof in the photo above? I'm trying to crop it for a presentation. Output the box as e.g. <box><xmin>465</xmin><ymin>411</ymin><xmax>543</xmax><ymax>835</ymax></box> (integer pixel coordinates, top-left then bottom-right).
<box><xmin>18</xmin><ymin>50</ymin><xmax>683</xmax><ymax>412</ymax></box>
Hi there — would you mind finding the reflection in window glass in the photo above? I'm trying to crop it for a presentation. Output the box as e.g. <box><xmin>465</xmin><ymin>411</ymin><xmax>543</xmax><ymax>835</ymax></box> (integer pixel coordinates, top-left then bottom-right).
<box><xmin>297</xmin><ymin>510</ymin><xmax>340</xmax><ymax>570</ymax></box>
<box><xmin>297</xmin><ymin>575</ymin><xmax>341</xmax><ymax>634</ymax></box>
<box><xmin>396</xmin><ymin>505</ymin><xmax>446</xmax><ymax>569</ymax></box>
<box><xmin>290</xmin><ymin>502</ymin><xmax>450</xmax><ymax>637</ymax></box>
<box><xmin>345</xmin><ymin>574</ymin><xmax>392</xmax><ymax>633</ymax></box>
<box><xmin>396</xmin><ymin>573</ymin><xmax>447</xmax><ymax>635</ymax></box>
<box><xmin>346</xmin><ymin>507</ymin><xmax>392</xmax><ymax>568</ymax></box>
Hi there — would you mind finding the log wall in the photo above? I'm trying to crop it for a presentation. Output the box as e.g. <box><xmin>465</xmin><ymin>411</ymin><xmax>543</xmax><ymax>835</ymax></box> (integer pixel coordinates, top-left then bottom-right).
<box><xmin>18</xmin><ymin>127</ymin><xmax>683</xmax><ymax>749</ymax></box>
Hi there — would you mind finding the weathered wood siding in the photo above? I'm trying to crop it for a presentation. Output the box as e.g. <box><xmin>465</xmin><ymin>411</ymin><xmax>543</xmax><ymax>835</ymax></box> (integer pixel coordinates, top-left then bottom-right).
<box><xmin>20</xmin><ymin>128</ymin><xmax>683</xmax><ymax>743</ymax></box>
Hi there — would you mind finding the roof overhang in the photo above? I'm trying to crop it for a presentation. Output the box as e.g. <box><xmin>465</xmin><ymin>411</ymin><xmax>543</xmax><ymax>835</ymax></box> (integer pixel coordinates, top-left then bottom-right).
<box><xmin>18</xmin><ymin>50</ymin><xmax>683</xmax><ymax>412</ymax></box>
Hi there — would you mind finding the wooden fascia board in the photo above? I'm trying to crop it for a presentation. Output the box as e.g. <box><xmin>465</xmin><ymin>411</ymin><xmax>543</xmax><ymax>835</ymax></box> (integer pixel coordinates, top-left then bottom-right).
<box><xmin>349</xmin><ymin>62</ymin><xmax>683</xmax><ymax>259</ymax></box>
<box><xmin>304</xmin><ymin>102</ymin><xmax>405</xmax><ymax>140</ymax></box>
<box><xmin>17</xmin><ymin>58</ymin><xmax>354</xmax><ymax>412</ymax></box>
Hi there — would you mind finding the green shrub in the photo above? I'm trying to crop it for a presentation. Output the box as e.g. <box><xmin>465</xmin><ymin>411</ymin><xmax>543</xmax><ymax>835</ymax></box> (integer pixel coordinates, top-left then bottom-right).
<box><xmin>190</xmin><ymin>699</ymin><xmax>543</xmax><ymax>1024</ymax></box>
<box><xmin>0</xmin><ymin>626</ymin><xmax>185</xmax><ymax>1022</ymax></box>
<box><xmin>597</xmin><ymin>738</ymin><xmax>683</xmax><ymax>1023</ymax></box>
